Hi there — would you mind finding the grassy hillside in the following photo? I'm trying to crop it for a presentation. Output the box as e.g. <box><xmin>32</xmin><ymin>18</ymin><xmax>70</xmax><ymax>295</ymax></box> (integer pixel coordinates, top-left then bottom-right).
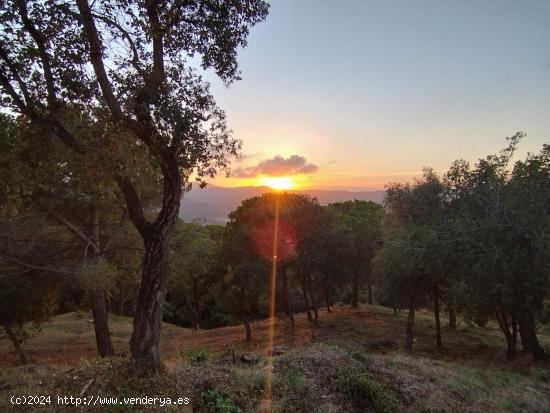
<box><xmin>1</xmin><ymin>305</ymin><xmax>549</xmax><ymax>412</ymax></box>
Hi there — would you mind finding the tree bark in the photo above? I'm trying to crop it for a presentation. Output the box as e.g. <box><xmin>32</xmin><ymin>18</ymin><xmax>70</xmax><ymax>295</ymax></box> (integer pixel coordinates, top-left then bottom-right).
<box><xmin>433</xmin><ymin>285</ymin><xmax>442</xmax><ymax>349</ymax></box>
<box><xmin>88</xmin><ymin>203</ymin><xmax>114</xmax><ymax>358</ymax></box>
<box><xmin>405</xmin><ymin>298</ymin><xmax>416</xmax><ymax>352</ymax></box>
<box><xmin>4</xmin><ymin>325</ymin><xmax>28</xmax><ymax>364</ymax></box>
<box><xmin>127</xmin><ymin>160</ymin><xmax>182</xmax><ymax>376</ymax></box>
<box><xmin>496</xmin><ymin>310</ymin><xmax>516</xmax><ymax>359</ymax></box>
<box><xmin>519</xmin><ymin>311</ymin><xmax>546</xmax><ymax>360</ymax></box>
<box><xmin>129</xmin><ymin>229</ymin><xmax>171</xmax><ymax>376</ymax></box>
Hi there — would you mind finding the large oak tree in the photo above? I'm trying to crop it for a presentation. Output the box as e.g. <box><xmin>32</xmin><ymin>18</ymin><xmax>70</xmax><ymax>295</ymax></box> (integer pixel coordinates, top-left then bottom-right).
<box><xmin>0</xmin><ymin>0</ymin><xmax>269</xmax><ymax>375</ymax></box>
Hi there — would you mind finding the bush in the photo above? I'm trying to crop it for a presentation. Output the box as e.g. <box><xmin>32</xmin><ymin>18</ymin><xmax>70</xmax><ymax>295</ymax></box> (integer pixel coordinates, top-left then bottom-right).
<box><xmin>200</xmin><ymin>389</ymin><xmax>241</xmax><ymax>413</ymax></box>
<box><xmin>187</xmin><ymin>349</ymin><xmax>209</xmax><ymax>364</ymax></box>
<box><xmin>336</xmin><ymin>368</ymin><xmax>398</xmax><ymax>413</ymax></box>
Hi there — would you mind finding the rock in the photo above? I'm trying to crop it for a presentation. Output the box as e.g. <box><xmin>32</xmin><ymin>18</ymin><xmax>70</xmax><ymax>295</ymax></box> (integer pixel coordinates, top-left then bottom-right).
<box><xmin>240</xmin><ymin>353</ymin><xmax>259</xmax><ymax>364</ymax></box>
<box><xmin>271</xmin><ymin>345</ymin><xmax>288</xmax><ymax>356</ymax></box>
<box><xmin>80</xmin><ymin>378</ymin><xmax>95</xmax><ymax>396</ymax></box>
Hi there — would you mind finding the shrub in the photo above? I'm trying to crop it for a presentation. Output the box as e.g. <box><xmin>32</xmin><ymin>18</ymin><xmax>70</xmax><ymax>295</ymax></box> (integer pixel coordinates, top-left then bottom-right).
<box><xmin>187</xmin><ymin>349</ymin><xmax>209</xmax><ymax>364</ymax></box>
<box><xmin>336</xmin><ymin>368</ymin><xmax>398</xmax><ymax>413</ymax></box>
<box><xmin>200</xmin><ymin>389</ymin><xmax>241</xmax><ymax>413</ymax></box>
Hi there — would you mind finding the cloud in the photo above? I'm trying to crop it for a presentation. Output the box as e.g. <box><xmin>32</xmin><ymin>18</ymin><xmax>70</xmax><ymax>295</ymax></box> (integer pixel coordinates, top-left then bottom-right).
<box><xmin>232</xmin><ymin>154</ymin><xmax>319</xmax><ymax>178</ymax></box>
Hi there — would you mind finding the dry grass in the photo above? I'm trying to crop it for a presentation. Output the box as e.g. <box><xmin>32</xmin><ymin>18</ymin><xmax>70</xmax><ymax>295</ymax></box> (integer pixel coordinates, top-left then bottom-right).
<box><xmin>1</xmin><ymin>304</ymin><xmax>550</xmax><ymax>412</ymax></box>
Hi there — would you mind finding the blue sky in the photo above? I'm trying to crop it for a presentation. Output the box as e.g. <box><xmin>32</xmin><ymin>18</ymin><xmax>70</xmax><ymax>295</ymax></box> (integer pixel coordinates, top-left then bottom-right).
<box><xmin>205</xmin><ymin>0</ymin><xmax>550</xmax><ymax>189</ymax></box>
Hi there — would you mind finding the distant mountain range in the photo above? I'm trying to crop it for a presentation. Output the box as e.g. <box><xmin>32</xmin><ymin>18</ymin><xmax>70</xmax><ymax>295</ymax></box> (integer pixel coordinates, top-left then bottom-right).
<box><xmin>179</xmin><ymin>185</ymin><xmax>385</xmax><ymax>224</ymax></box>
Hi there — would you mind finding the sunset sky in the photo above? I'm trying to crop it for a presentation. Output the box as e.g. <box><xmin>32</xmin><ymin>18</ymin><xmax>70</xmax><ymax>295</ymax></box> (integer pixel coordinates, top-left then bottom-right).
<box><xmin>204</xmin><ymin>0</ymin><xmax>550</xmax><ymax>190</ymax></box>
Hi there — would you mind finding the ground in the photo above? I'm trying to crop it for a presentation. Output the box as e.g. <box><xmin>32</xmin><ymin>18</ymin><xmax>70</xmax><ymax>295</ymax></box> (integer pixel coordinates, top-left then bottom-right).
<box><xmin>1</xmin><ymin>305</ymin><xmax>549</xmax><ymax>412</ymax></box>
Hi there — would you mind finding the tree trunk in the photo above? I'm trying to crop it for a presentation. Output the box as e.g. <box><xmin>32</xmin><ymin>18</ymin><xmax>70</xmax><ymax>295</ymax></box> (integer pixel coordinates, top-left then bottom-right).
<box><xmin>496</xmin><ymin>310</ymin><xmax>516</xmax><ymax>359</ymax></box>
<box><xmin>324</xmin><ymin>284</ymin><xmax>332</xmax><ymax>313</ymax></box>
<box><xmin>301</xmin><ymin>275</ymin><xmax>312</xmax><ymax>321</ymax></box>
<box><xmin>519</xmin><ymin>311</ymin><xmax>546</xmax><ymax>360</ymax></box>
<box><xmin>280</xmin><ymin>266</ymin><xmax>294</xmax><ymax>328</ymax></box>
<box><xmin>91</xmin><ymin>289</ymin><xmax>114</xmax><ymax>357</ymax></box>
<box><xmin>307</xmin><ymin>274</ymin><xmax>319</xmax><ymax>325</ymax></box>
<box><xmin>4</xmin><ymin>325</ymin><xmax>28</xmax><ymax>364</ymax></box>
<box><xmin>351</xmin><ymin>270</ymin><xmax>359</xmax><ymax>309</ymax></box>
<box><xmin>433</xmin><ymin>285</ymin><xmax>442</xmax><ymax>349</ymax></box>
<box><xmin>405</xmin><ymin>298</ymin><xmax>416</xmax><ymax>352</ymax></box>
<box><xmin>88</xmin><ymin>203</ymin><xmax>114</xmax><ymax>358</ymax></box>
<box><xmin>129</xmin><ymin>231</ymin><xmax>171</xmax><ymax>376</ymax></box>
<box><xmin>244</xmin><ymin>320</ymin><xmax>252</xmax><ymax>342</ymax></box>
<box><xmin>128</xmin><ymin>162</ymin><xmax>181</xmax><ymax>376</ymax></box>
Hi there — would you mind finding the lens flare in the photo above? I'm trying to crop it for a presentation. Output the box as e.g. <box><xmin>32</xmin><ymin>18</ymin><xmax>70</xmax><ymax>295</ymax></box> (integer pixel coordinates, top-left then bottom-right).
<box><xmin>261</xmin><ymin>194</ymin><xmax>280</xmax><ymax>412</ymax></box>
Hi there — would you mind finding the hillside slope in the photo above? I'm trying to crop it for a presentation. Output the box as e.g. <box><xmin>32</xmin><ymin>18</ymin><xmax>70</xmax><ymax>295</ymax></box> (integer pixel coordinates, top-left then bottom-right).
<box><xmin>1</xmin><ymin>305</ymin><xmax>549</xmax><ymax>412</ymax></box>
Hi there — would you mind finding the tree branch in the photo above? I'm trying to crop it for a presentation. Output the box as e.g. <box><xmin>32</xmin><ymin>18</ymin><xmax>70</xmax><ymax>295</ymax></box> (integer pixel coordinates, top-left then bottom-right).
<box><xmin>38</xmin><ymin>202</ymin><xmax>100</xmax><ymax>254</ymax></box>
<box><xmin>91</xmin><ymin>13</ymin><xmax>146</xmax><ymax>78</ymax></box>
<box><xmin>112</xmin><ymin>173</ymin><xmax>152</xmax><ymax>237</ymax></box>
<box><xmin>15</xmin><ymin>0</ymin><xmax>57</xmax><ymax>109</ymax></box>
<box><xmin>0</xmin><ymin>252</ymin><xmax>72</xmax><ymax>276</ymax></box>
<box><xmin>145</xmin><ymin>0</ymin><xmax>165</xmax><ymax>90</ymax></box>
<box><xmin>75</xmin><ymin>0</ymin><xmax>124</xmax><ymax>120</ymax></box>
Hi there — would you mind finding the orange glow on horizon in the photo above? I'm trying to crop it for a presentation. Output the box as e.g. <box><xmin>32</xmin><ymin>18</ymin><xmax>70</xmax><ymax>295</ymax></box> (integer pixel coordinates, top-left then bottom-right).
<box><xmin>258</xmin><ymin>176</ymin><xmax>297</xmax><ymax>190</ymax></box>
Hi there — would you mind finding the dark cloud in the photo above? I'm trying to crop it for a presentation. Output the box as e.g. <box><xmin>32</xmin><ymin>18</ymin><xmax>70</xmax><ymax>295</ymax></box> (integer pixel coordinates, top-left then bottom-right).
<box><xmin>232</xmin><ymin>154</ymin><xmax>319</xmax><ymax>178</ymax></box>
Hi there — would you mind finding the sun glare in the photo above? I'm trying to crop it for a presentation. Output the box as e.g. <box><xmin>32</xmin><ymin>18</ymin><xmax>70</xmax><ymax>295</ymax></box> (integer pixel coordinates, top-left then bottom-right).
<box><xmin>259</xmin><ymin>176</ymin><xmax>296</xmax><ymax>190</ymax></box>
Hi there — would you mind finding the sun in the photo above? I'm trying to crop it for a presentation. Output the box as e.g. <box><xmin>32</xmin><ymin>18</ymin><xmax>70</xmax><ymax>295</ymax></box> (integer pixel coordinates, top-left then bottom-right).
<box><xmin>259</xmin><ymin>176</ymin><xmax>296</xmax><ymax>190</ymax></box>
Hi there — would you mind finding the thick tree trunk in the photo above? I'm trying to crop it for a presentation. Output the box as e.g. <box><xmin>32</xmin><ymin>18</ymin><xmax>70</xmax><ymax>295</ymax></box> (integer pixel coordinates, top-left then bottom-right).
<box><xmin>88</xmin><ymin>204</ymin><xmax>114</xmax><ymax>358</ymax></box>
<box><xmin>91</xmin><ymin>289</ymin><xmax>114</xmax><ymax>357</ymax></box>
<box><xmin>433</xmin><ymin>285</ymin><xmax>442</xmax><ymax>349</ymax></box>
<box><xmin>405</xmin><ymin>298</ymin><xmax>416</xmax><ymax>352</ymax></box>
<box><xmin>128</xmin><ymin>162</ymin><xmax>181</xmax><ymax>376</ymax></box>
<box><xmin>496</xmin><ymin>310</ymin><xmax>516</xmax><ymax>359</ymax></box>
<box><xmin>4</xmin><ymin>325</ymin><xmax>27</xmax><ymax>364</ymax></box>
<box><xmin>519</xmin><ymin>311</ymin><xmax>546</xmax><ymax>360</ymax></box>
<box><xmin>129</xmin><ymin>231</ymin><xmax>171</xmax><ymax>376</ymax></box>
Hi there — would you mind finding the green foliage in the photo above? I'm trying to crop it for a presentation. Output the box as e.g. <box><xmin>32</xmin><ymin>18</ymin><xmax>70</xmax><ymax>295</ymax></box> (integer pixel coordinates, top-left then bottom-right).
<box><xmin>78</xmin><ymin>260</ymin><xmax>119</xmax><ymax>291</ymax></box>
<box><xmin>200</xmin><ymin>389</ymin><xmax>241</xmax><ymax>413</ymax></box>
<box><xmin>187</xmin><ymin>349</ymin><xmax>209</xmax><ymax>364</ymax></box>
<box><xmin>167</xmin><ymin>221</ymin><xmax>226</xmax><ymax>328</ymax></box>
<box><xmin>336</xmin><ymin>368</ymin><xmax>398</xmax><ymax>413</ymax></box>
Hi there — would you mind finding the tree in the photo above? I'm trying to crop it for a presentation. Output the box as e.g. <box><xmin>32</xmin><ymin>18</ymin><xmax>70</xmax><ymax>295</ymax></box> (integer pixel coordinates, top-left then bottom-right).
<box><xmin>167</xmin><ymin>221</ymin><xmax>224</xmax><ymax>331</ymax></box>
<box><xmin>222</xmin><ymin>212</ymin><xmax>269</xmax><ymax>341</ymax></box>
<box><xmin>0</xmin><ymin>272</ymin><xmax>58</xmax><ymax>364</ymax></box>
<box><xmin>379</xmin><ymin>168</ymin><xmax>445</xmax><ymax>350</ymax></box>
<box><xmin>444</xmin><ymin>135</ymin><xmax>549</xmax><ymax>359</ymax></box>
<box><xmin>329</xmin><ymin>200</ymin><xmax>384</xmax><ymax>307</ymax></box>
<box><xmin>0</xmin><ymin>116</ymin><xmax>121</xmax><ymax>357</ymax></box>
<box><xmin>0</xmin><ymin>0</ymin><xmax>269</xmax><ymax>375</ymax></box>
